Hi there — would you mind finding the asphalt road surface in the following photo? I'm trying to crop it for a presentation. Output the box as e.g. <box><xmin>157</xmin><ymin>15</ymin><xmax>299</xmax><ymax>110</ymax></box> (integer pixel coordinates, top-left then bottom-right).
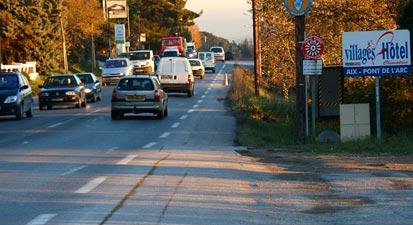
<box><xmin>1</xmin><ymin>62</ymin><xmax>412</xmax><ymax>225</ymax></box>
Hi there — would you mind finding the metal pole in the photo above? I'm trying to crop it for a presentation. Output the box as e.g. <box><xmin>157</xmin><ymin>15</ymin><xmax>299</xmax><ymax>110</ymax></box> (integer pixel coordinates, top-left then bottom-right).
<box><xmin>305</xmin><ymin>77</ymin><xmax>309</xmax><ymax>136</ymax></box>
<box><xmin>105</xmin><ymin>0</ymin><xmax>111</xmax><ymax>58</ymax></box>
<box><xmin>91</xmin><ymin>26</ymin><xmax>96</xmax><ymax>73</ymax></box>
<box><xmin>375</xmin><ymin>76</ymin><xmax>381</xmax><ymax>141</ymax></box>
<box><xmin>59</xmin><ymin>14</ymin><xmax>68</xmax><ymax>73</ymax></box>
<box><xmin>0</xmin><ymin>37</ymin><xmax>2</xmax><ymax>70</ymax></box>
<box><xmin>295</xmin><ymin>16</ymin><xmax>306</xmax><ymax>138</ymax></box>
<box><xmin>311</xmin><ymin>76</ymin><xmax>317</xmax><ymax>136</ymax></box>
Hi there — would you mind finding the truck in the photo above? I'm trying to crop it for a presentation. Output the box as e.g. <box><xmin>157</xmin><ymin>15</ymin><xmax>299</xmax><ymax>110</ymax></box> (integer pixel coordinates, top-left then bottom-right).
<box><xmin>160</xmin><ymin>36</ymin><xmax>187</xmax><ymax>56</ymax></box>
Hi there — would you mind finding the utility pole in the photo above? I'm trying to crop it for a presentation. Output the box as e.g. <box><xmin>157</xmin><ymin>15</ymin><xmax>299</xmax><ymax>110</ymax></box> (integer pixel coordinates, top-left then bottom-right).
<box><xmin>105</xmin><ymin>0</ymin><xmax>112</xmax><ymax>58</ymax></box>
<box><xmin>91</xmin><ymin>24</ymin><xmax>96</xmax><ymax>73</ymax></box>
<box><xmin>252</xmin><ymin>0</ymin><xmax>261</xmax><ymax>96</ymax></box>
<box><xmin>59</xmin><ymin>14</ymin><xmax>68</xmax><ymax>73</ymax></box>
<box><xmin>295</xmin><ymin>16</ymin><xmax>306</xmax><ymax>137</ymax></box>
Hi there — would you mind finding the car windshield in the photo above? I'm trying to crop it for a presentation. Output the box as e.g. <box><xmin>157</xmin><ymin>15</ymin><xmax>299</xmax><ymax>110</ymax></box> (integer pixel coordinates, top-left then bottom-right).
<box><xmin>0</xmin><ymin>74</ymin><xmax>19</xmax><ymax>90</ymax></box>
<box><xmin>129</xmin><ymin>52</ymin><xmax>150</xmax><ymax>60</ymax></box>
<box><xmin>162</xmin><ymin>38</ymin><xmax>180</xmax><ymax>46</ymax></box>
<box><xmin>44</xmin><ymin>76</ymin><xmax>77</xmax><ymax>88</ymax></box>
<box><xmin>211</xmin><ymin>48</ymin><xmax>223</xmax><ymax>53</ymax></box>
<box><xmin>198</xmin><ymin>54</ymin><xmax>205</xmax><ymax>60</ymax></box>
<box><xmin>189</xmin><ymin>60</ymin><xmax>200</xmax><ymax>66</ymax></box>
<box><xmin>104</xmin><ymin>59</ymin><xmax>127</xmax><ymax>68</ymax></box>
<box><xmin>76</xmin><ymin>74</ymin><xmax>93</xmax><ymax>83</ymax></box>
<box><xmin>117</xmin><ymin>78</ymin><xmax>154</xmax><ymax>91</ymax></box>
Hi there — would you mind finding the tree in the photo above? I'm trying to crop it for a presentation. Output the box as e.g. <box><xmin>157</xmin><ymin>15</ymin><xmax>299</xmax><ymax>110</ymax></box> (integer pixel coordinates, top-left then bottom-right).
<box><xmin>0</xmin><ymin>0</ymin><xmax>62</xmax><ymax>72</ymax></box>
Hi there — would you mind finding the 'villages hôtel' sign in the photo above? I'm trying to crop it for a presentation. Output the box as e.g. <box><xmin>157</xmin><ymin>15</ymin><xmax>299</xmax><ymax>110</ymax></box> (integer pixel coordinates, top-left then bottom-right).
<box><xmin>342</xmin><ymin>30</ymin><xmax>411</xmax><ymax>77</ymax></box>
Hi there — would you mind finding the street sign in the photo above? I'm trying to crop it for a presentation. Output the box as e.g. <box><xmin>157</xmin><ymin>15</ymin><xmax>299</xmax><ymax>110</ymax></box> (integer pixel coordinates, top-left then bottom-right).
<box><xmin>107</xmin><ymin>0</ymin><xmax>128</xmax><ymax>19</ymax></box>
<box><xmin>342</xmin><ymin>30</ymin><xmax>411</xmax><ymax>77</ymax></box>
<box><xmin>302</xmin><ymin>36</ymin><xmax>324</xmax><ymax>59</ymax></box>
<box><xmin>114</xmin><ymin>24</ymin><xmax>125</xmax><ymax>44</ymax></box>
<box><xmin>303</xmin><ymin>59</ymin><xmax>323</xmax><ymax>75</ymax></box>
<box><xmin>139</xmin><ymin>33</ymin><xmax>146</xmax><ymax>42</ymax></box>
<box><xmin>284</xmin><ymin>0</ymin><xmax>313</xmax><ymax>16</ymax></box>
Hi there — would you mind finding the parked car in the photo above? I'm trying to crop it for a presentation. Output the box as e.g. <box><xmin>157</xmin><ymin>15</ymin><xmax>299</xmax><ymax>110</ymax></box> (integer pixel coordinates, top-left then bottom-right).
<box><xmin>210</xmin><ymin>46</ymin><xmax>225</xmax><ymax>62</ymax></box>
<box><xmin>111</xmin><ymin>75</ymin><xmax>168</xmax><ymax>120</ymax></box>
<box><xmin>154</xmin><ymin>55</ymin><xmax>161</xmax><ymax>71</ymax></box>
<box><xmin>39</xmin><ymin>74</ymin><xmax>86</xmax><ymax>110</ymax></box>
<box><xmin>188</xmin><ymin>59</ymin><xmax>205</xmax><ymax>79</ymax></box>
<box><xmin>0</xmin><ymin>71</ymin><xmax>34</xmax><ymax>119</ymax></box>
<box><xmin>156</xmin><ymin>57</ymin><xmax>194</xmax><ymax>97</ymax></box>
<box><xmin>198</xmin><ymin>52</ymin><xmax>216</xmax><ymax>73</ymax></box>
<box><xmin>162</xmin><ymin>48</ymin><xmax>180</xmax><ymax>57</ymax></box>
<box><xmin>128</xmin><ymin>50</ymin><xmax>155</xmax><ymax>74</ymax></box>
<box><xmin>101</xmin><ymin>58</ymin><xmax>133</xmax><ymax>86</ymax></box>
<box><xmin>75</xmin><ymin>73</ymin><xmax>102</xmax><ymax>102</ymax></box>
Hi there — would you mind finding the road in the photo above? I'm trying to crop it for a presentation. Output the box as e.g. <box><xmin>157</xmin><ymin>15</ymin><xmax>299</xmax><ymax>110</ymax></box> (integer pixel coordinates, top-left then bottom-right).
<box><xmin>1</xmin><ymin>63</ymin><xmax>412</xmax><ymax>225</ymax></box>
<box><xmin>0</xmin><ymin>63</ymin><xmax>277</xmax><ymax>225</ymax></box>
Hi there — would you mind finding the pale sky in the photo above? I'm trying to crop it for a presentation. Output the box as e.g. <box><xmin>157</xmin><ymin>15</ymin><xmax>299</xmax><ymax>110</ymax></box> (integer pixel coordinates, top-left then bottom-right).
<box><xmin>185</xmin><ymin>0</ymin><xmax>253</xmax><ymax>42</ymax></box>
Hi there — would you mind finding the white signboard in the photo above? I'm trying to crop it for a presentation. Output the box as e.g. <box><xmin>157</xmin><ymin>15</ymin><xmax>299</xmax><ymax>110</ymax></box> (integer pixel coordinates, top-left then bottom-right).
<box><xmin>114</xmin><ymin>24</ymin><xmax>125</xmax><ymax>44</ymax></box>
<box><xmin>107</xmin><ymin>0</ymin><xmax>128</xmax><ymax>19</ymax></box>
<box><xmin>303</xmin><ymin>59</ymin><xmax>323</xmax><ymax>76</ymax></box>
<box><xmin>342</xmin><ymin>30</ymin><xmax>411</xmax><ymax>77</ymax></box>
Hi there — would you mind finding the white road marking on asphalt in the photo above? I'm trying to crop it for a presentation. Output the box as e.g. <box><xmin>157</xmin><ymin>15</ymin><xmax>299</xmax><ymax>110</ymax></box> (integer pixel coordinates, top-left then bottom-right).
<box><xmin>193</xmin><ymin>105</ymin><xmax>199</xmax><ymax>108</ymax></box>
<box><xmin>61</xmin><ymin>165</ymin><xmax>87</xmax><ymax>176</ymax></box>
<box><xmin>47</xmin><ymin>122</ymin><xmax>63</xmax><ymax>128</ymax></box>
<box><xmin>143</xmin><ymin>142</ymin><xmax>157</xmax><ymax>149</ymax></box>
<box><xmin>207</xmin><ymin>87</ymin><xmax>211</xmax><ymax>90</ymax></box>
<box><xmin>26</xmin><ymin>214</ymin><xmax>57</xmax><ymax>225</ymax></box>
<box><xmin>197</xmin><ymin>100</ymin><xmax>203</xmax><ymax>103</ymax></box>
<box><xmin>188</xmin><ymin>109</ymin><xmax>194</xmax><ymax>113</ymax></box>
<box><xmin>171</xmin><ymin>122</ymin><xmax>180</xmax><ymax>128</ymax></box>
<box><xmin>180</xmin><ymin>115</ymin><xmax>188</xmax><ymax>120</ymax></box>
<box><xmin>218</xmin><ymin>64</ymin><xmax>227</xmax><ymax>75</ymax></box>
<box><xmin>75</xmin><ymin>176</ymin><xmax>107</xmax><ymax>194</ymax></box>
<box><xmin>23</xmin><ymin>141</ymin><xmax>29</xmax><ymax>145</ymax></box>
<box><xmin>201</xmin><ymin>95</ymin><xmax>206</xmax><ymax>98</ymax></box>
<box><xmin>159</xmin><ymin>132</ymin><xmax>171</xmax><ymax>138</ymax></box>
<box><xmin>204</xmin><ymin>91</ymin><xmax>209</xmax><ymax>95</ymax></box>
<box><xmin>117</xmin><ymin>155</ymin><xmax>137</xmax><ymax>165</ymax></box>
<box><xmin>105</xmin><ymin>147</ymin><xmax>119</xmax><ymax>154</ymax></box>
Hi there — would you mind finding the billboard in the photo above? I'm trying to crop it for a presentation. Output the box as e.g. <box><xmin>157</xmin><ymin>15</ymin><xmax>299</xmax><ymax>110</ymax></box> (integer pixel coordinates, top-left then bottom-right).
<box><xmin>342</xmin><ymin>30</ymin><xmax>411</xmax><ymax>77</ymax></box>
<box><xmin>107</xmin><ymin>0</ymin><xmax>127</xmax><ymax>19</ymax></box>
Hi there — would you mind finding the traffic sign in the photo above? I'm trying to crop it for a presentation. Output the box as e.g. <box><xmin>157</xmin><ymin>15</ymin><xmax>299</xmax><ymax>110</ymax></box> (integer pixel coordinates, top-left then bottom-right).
<box><xmin>303</xmin><ymin>59</ymin><xmax>323</xmax><ymax>76</ymax></box>
<box><xmin>284</xmin><ymin>0</ymin><xmax>313</xmax><ymax>16</ymax></box>
<box><xmin>301</xmin><ymin>36</ymin><xmax>324</xmax><ymax>60</ymax></box>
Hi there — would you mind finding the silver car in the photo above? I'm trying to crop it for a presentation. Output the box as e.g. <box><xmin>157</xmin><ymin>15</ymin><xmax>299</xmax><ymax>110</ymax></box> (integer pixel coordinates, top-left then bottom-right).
<box><xmin>111</xmin><ymin>75</ymin><xmax>168</xmax><ymax>120</ymax></box>
<box><xmin>101</xmin><ymin>58</ymin><xmax>133</xmax><ymax>86</ymax></box>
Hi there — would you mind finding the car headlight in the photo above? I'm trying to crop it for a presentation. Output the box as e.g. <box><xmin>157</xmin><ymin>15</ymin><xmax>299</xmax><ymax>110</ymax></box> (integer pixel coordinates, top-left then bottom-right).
<box><xmin>119</xmin><ymin>72</ymin><xmax>125</xmax><ymax>76</ymax></box>
<box><xmin>84</xmin><ymin>88</ymin><xmax>92</xmax><ymax>94</ymax></box>
<box><xmin>65</xmin><ymin>91</ymin><xmax>77</xmax><ymax>96</ymax></box>
<box><xmin>40</xmin><ymin>92</ymin><xmax>49</xmax><ymax>97</ymax></box>
<box><xmin>145</xmin><ymin>61</ymin><xmax>150</xmax><ymax>65</ymax></box>
<box><xmin>4</xmin><ymin>96</ymin><xmax>18</xmax><ymax>104</ymax></box>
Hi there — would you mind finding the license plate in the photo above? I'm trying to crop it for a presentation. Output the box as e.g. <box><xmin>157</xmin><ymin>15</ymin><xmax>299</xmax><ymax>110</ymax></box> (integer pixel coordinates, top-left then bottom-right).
<box><xmin>161</xmin><ymin>75</ymin><xmax>173</xmax><ymax>79</ymax></box>
<box><xmin>127</xmin><ymin>95</ymin><xmax>145</xmax><ymax>101</ymax></box>
<box><xmin>52</xmin><ymin>98</ymin><xmax>64</xmax><ymax>102</ymax></box>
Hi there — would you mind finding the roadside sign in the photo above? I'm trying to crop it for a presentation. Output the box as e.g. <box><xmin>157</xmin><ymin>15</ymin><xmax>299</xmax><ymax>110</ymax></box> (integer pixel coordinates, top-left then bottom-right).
<box><xmin>302</xmin><ymin>36</ymin><xmax>324</xmax><ymax>59</ymax></box>
<box><xmin>284</xmin><ymin>0</ymin><xmax>313</xmax><ymax>16</ymax></box>
<box><xmin>107</xmin><ymin>0</ymin><xmax>128</xmax><ymax>19</ymax></box>
<box><xmin>303</xmin><ymin>59</ymin><xmax>323</xmax><ymax>75</ymax></box>
<box><xmin>342</xmin><ymin>30</ymin><xmax>411</xmax><ymax>77</ymax></box>
<box><xmin>114</xmin><ymin>24</ymin><xmax>125</xmax><ymax>44</ymax></box>
<box><xmin>139</xmin><ymin>33</ymin><xmax>146</xmax><ymax>42</ymax></box>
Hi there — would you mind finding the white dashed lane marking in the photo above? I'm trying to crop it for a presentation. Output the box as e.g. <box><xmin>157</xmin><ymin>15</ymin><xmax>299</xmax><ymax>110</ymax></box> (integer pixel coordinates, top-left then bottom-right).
<box><xmin>159</xmin><ymin>132</ymin><xmax>171</xmax><ymax>138</ymax></box>
<box><xmin>26</xmin><ymin>214</ymin><xmax>57</xmax><ymax>225</ymax></box>
<box><xmin>61</xmin><ymin>165</ymin><xmax>87</xmax><ymax>176</ymax></box>
<box><xmin>117</xmin><ymin>155</ymin><xmax>137</xmax><ymax>165</ymax></box>
<box><xmin>180</xmin><ymin>115</ymin><xmax>188</xmax><ymax>120</ymax></box>
<box><xmin>75</xmin><ymin>176</ymin><xmax>107</xmax><ymax>194</ymax></box>
<box><xmin>143</xmin><ymin>142</ymin><xmax>157</xmax><ymax>149</ymax></box>
<box><xmin>171</xmin><ymin>122</ymin><xmax>180</xmax><ymax>128</ymax></box>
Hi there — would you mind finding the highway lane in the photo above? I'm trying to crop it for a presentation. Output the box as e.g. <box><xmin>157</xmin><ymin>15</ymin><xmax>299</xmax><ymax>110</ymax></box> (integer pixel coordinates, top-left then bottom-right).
<box><xmin>0</xmin><ymin>63</ymin><xmax>274</xmax><ymax>225</ymax></box>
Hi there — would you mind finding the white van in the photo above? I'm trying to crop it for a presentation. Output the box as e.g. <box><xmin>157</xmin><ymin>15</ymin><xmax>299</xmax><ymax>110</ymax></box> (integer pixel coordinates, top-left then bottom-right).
<box><xmin>156</xmin><ymin>57</ymin><xmax>195</xmax><ymax>97</ymax></box>
<box><xmin>128</xmin><ymin>50</ymin><xmax>154</xmax><ymax>74</ymax></box>
<box><xmin>197</xmin><ymin>52</ymin><xmax>216</xmax><ymax>73</ymax></box>
<box><xmin>210</xmin><ymin>46</ymin><xmax>225</xmax><ymax>62</ymax></box>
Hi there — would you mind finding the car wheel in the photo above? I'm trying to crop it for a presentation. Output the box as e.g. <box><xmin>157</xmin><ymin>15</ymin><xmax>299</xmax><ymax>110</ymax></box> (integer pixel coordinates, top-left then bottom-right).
<box><xmin>81</xmin><ymin>96</ymin><xmax>87</xmax><ymax>107</ymax></box>
<box><xmin>39</xmin><ymin>104</ymin><xmax>45</xmax><ymax>110</ymax></box>
<box><xmin>76</xmin><ymin>98</ymin><xmax>81</xmax><ymax>108</ymax></box>
<box><xmin>187</xmin><ymin>90</ymin><xmax>193</xmax><ymax>97</ymax></box>
<box><xmin>157</xmin><ymin>109</ymin><xmax>164</xmax><ymax>120</ymax></box>
<box><xmin>15</xmin><ymin>103</ymin><xmax>24</xmax><ymax>120</ymax></box>
<box><xmin>111</xmin><ymin>110</ymin><xmax>122</xmax><ymax>120</ymax></box>
<box><xmin>97</xmin><ymin>93</ymin><xmax>102</xmax><ymax>101</ymax></box>
<box><xmin>26</xmin><ymin>103</ymin><xmax>33</xmax><ymax>118</ymax></box>
<box><xmin>47</xmin><ymin>105</ymin><xmax>53</xmax><ymax>110</ymax></box>
<box><xmin>164</xmin><ymin>106</ymin><xmax>168</xmax><ymax>117</ymax></box>
<box><xmin>212</xmin><ymin>69</ymin><xmax>216</xmax><ymax>73</ymax></box>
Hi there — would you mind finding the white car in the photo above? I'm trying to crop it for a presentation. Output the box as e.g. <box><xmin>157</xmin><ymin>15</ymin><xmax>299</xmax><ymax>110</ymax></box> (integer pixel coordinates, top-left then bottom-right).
<box><xmin>162</xmin><ymin>48</ymin><xmax>180</xmax><ymax>57</ymax></box>
<box><xmin>156</xmin><ymin>57</ymin><xmax>195</xmax><ymax>97</ymax></box>
<box><xmin>210</xmin><ymin>46</ymin><xmax>225</xmax><ymax>62</ymax></box>
<box><xmin>101</xmin><ymin>58</ymin><xmax>133</xmax><ymax>86</ymax></box>
<box><xmin>188</xmin><ymin>59</ymin><xmax>205</xmax><ymax>79</ymax></box>
<box><xmin>128</xmin><ymin>50</ymin><xmax>155</xmax><ymax>74</ymax></box>
<box><xmin>198</xmin><ymin>52</ymin><xmax>216</xmax><ymax>73</ymax></box>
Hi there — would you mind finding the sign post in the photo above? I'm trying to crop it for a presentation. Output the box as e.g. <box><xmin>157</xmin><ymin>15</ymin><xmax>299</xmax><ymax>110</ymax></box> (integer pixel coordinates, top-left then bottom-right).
<box><xmin>284</xmin><ymin>0</ymin><xmax>313</xmax><ymax>139</ymax></box>
<box><xmin>342</xmin><ymin>30</ymin><xmax>411</xmax><ymax>141</ymax></box>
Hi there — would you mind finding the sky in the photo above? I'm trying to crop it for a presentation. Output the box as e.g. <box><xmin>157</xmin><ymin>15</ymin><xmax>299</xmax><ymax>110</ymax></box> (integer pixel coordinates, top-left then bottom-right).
<box><xmin>185</xmin><ymin>0</ymin><xmax>252</xmax><ymax>42</ymax></box>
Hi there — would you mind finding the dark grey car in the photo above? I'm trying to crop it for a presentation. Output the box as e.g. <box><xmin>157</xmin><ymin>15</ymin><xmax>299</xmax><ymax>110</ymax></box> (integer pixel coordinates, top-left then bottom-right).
<box><xmin>75</xmin><ymin>73</ymin><xmax>102</xmax><ymax>102</ymax></box>
<box><xmin>0</xmin><ymin>72</ymin><xmax>34</xmax><ymax>120</ymax></box>
<box><xmin>111</xmin><ymin>75</ymin><xmax>168</xmax><ymax>120</ymax></box>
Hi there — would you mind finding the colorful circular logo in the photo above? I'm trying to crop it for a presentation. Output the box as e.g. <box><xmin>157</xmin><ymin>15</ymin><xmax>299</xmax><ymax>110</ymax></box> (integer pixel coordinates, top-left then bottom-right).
<box><xmin>301</xmin><ymin>36</ymin><xmax>324</xmax><ymax>60</ymax></box>
<box><xmin>284</xmin><ymin>0</ymin><xmax>313</xmax><ymax>16</ymax></box>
